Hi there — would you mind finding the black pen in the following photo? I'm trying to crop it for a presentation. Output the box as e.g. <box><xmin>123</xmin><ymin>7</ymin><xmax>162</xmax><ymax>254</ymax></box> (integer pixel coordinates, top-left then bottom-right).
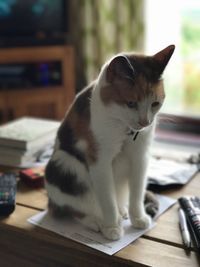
<box><xmin>178</xmin><ymin>208</ymin><xmax>191</xmax><ymax>248</ymax></box>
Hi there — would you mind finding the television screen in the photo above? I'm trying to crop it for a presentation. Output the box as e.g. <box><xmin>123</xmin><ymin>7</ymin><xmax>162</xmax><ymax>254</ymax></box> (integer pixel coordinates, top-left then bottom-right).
<box><xmin>0</xmin><ymin>0</ymin><xmax>68</xmax><ymax>38</ymax></box>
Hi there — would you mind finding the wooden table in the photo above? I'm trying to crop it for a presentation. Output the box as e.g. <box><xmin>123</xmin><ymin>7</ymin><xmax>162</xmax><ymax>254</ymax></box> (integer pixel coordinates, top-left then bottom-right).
<box><xmin>0</xmin><ymin>170</ymin><xmax>200</xmax><ymax>267</ymax></box>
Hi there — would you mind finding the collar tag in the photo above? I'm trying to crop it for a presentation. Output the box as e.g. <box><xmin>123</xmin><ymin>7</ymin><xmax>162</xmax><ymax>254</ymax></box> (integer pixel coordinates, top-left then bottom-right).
<box><xmin>127</xmin><ymin>130</ymin><xmax>139</xmax><ymax>141</ymax></box>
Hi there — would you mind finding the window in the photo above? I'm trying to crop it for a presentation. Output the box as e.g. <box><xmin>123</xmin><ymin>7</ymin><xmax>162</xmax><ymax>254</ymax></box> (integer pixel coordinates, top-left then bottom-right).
<box><xmin>145</xmin><ymin>0</ymin><xmax>200</xmax><ymax>118</ymax></box>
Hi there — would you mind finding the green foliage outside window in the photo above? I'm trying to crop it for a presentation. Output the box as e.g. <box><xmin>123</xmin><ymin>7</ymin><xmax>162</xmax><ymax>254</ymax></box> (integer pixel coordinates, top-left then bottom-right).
<box><xmin>181</xmin><ymin>8</ymin><xmax>200</xmax><ymax>113</ymax></box>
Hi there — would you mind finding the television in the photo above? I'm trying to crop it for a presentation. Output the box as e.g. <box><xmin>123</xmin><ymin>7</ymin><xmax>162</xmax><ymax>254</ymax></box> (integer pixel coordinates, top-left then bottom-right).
<box><xmin>0</xmin><ymin>0</ymin><xmax>69</xmax><ymax>47</ymax></box>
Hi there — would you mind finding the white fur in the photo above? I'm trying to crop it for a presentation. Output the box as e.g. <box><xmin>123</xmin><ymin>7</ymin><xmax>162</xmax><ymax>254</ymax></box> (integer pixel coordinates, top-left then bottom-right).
<box><xmin>45</xmin><ymin>60</ymin><xmax>162</xmax><ymax>241</ymax></box>
<box><xmin>89</xmin><ymin>65</ymin><xmax>157</xmax><ymax>239</ymax></box>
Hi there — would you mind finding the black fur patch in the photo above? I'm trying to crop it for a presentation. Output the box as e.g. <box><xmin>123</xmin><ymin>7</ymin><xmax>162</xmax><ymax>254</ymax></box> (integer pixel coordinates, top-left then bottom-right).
<box><xmin>45</xmin><ymin>160</ymin><xmax>88</xmax><ymax>196</ymax></box>
<box><xmin>128</xmin><ymin>56</ymin><xmax>163</xmax><ymax>83</ymax></box>
<box><xmin>58</xmin><ymin>122</ymin><xmax>86</xmax><ymax>164</ymax></box>
<box><xmin>48</xmin><ymin>199</ymin><xmax>85</xmax><ymax>218</ymax></box>
<box><xmin>57</xmin><ymin>84</ymin><xmax>95</xmax><ymax>166</ymax></box>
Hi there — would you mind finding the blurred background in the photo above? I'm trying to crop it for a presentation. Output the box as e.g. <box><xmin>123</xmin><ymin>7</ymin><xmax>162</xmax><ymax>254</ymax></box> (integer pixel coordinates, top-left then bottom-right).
<box><xmin>0</xmin><ymin>0</ymin><xmax>199</xmax><ymax>122</ymax></box>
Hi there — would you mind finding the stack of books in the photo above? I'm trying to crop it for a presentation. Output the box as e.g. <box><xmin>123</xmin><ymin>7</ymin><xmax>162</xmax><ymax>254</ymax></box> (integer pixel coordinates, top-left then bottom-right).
<box><xmin>0</xmin><ymin>117</ymin><xmax>60</xmax><ymax>167</ymax></box>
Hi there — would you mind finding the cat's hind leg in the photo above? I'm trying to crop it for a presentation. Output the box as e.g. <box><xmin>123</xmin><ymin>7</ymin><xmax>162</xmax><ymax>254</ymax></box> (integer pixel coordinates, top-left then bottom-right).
<box><xmin>144</xmin><ymin>190</ymin><xmax>159</xmax><ymax>218</ymax></box>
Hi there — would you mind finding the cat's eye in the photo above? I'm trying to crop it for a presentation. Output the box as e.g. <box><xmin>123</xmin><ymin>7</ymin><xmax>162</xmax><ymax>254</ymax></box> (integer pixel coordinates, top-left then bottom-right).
<box><xmin>126</xmin><ymin>101</ymin><xmax>138</xmax><ymax>109</ymax></box>
<box><xmin>151</xmin><ymin>101</ymin><xmax>160</xmax><ymax>108</ymax></box>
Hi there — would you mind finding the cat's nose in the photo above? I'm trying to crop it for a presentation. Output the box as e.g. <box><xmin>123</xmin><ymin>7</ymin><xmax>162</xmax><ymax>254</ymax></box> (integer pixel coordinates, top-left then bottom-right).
<box><xmin>138</xmin><ymin>119</ymin><xmax>150</xmax><ymax>127</ymax></box>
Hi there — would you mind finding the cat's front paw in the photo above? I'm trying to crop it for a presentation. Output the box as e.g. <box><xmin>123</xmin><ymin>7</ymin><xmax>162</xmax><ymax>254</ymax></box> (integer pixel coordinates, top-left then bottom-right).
<box><xmin>101</xmin><ymin>225</ymin><xmax>124</xmax><ymax>240</ymax></box>
<box><xmin>130</xmin><ymin>213</ymin><xmax>152</xmax><ymax>229</ymax></box>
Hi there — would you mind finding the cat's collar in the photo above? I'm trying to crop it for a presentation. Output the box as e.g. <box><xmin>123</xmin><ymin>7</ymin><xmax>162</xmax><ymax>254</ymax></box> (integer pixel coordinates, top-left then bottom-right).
<box><xmin>127</xmin><ymin>129</ymin><xmax>139</xmax><ymax>141</ymax></box>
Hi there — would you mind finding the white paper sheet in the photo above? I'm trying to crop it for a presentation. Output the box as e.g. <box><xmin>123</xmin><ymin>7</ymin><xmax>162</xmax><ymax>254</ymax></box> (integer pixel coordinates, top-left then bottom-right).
<box><xmin>28</xmin><ymin>195</ymin><xmax>176</xmax><ymax>255</ymax></box>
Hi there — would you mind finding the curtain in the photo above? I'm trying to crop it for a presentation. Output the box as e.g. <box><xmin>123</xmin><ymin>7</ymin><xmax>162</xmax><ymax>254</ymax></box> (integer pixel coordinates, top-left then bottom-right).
<box><xmin>69</xmin><ymin>0</ymin><xmax>144</xmax><ymax>91</ymax></box>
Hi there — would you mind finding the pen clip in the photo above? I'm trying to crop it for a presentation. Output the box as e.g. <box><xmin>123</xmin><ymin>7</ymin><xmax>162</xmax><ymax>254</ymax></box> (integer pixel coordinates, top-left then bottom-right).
<box><xmin>178</xmin><ymin>208</ymin><xmax>191</xmax><ymax>249</ymax></box>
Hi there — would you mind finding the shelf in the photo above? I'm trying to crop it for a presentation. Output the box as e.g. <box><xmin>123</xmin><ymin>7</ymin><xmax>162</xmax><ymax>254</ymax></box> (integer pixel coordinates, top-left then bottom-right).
<box><xmin>0</xmin><ymin>45</ymin><xmax>75</xmax><ymax>123</ymax></box>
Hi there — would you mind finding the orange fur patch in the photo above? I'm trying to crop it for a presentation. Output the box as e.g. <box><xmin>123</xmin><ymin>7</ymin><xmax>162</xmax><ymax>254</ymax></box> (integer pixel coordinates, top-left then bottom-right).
<box><xmin>101</xmin><ymin>74</ymin><xmax>165</xmax><ymax>106</ymax></box>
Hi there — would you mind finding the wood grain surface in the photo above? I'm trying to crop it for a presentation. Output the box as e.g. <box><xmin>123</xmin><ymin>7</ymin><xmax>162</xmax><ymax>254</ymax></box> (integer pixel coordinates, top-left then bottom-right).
<box><xmin>0</xmin><ymin>171</ymin><xmax>200</xmax><ymax>266</ymax></box>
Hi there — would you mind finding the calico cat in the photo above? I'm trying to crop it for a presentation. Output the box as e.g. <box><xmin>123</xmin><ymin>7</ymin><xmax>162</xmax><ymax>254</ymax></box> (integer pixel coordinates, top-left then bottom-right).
<box><xmin>45</xmin><ymin>45</ymin><xmax>175</xmax><ymax>240</ymax></box>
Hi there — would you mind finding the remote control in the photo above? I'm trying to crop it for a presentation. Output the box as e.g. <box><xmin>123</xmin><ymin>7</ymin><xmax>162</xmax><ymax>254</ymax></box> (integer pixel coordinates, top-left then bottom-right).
<box><xmin>0</xmin><ymin>172</ymin><xmax>17</xmax><ymax>216</ymax></box>
<box><xmin>179</xmin><ymin>196</ymin><xmax>200</xmax><ymax>249</ymax></box>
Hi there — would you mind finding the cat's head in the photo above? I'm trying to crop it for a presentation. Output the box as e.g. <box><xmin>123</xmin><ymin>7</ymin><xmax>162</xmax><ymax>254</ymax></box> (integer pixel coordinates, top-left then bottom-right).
<box><xmin>100</xmin><ymin>45</ymin><xmax>175</xmax><ymax>132</ymax></box>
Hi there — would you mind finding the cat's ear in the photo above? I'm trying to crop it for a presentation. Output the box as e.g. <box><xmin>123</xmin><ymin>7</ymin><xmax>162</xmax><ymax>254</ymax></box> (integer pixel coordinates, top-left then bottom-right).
<box><xmin>153</xmin><ymin>45</ymin><xmax>175</xmax><ymax>75</ymax></box>
<box><xmin>106</xmin><ymin>55</ymin><xmax>135</xmax><ymax>83</ymax></box>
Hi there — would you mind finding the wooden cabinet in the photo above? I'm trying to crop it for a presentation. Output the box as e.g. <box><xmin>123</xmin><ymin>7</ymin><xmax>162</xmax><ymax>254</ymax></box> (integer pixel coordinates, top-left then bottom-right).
<box><xmin>0</xmin><ymin>45</ymin><xmax>75</xmax><ymax>123</ymax></box>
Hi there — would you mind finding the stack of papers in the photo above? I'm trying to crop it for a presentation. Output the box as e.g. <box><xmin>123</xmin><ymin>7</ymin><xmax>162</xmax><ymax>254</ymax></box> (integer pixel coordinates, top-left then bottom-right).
<box><xmin>0</xmin><ymin>117</ymin><xmax>59</xmax><ymax>167</ymax></box>
<box><xmin>28</xmin><ymin>195</ymin><xmax>176</xmax><ymax>255</ymax></box>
